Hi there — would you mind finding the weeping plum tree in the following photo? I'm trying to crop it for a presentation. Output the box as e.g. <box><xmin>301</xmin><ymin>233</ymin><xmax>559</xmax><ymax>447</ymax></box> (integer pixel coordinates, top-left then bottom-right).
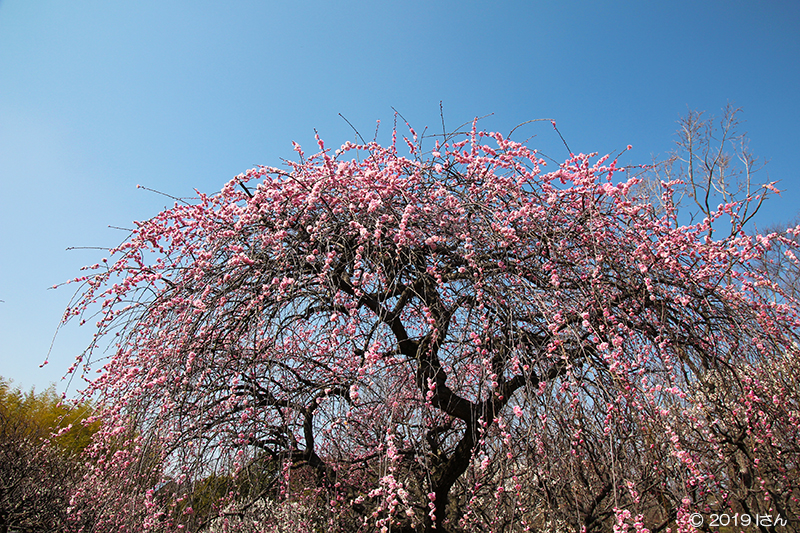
<box><xmin>62</xmin><ymin>118</ymin><xmax>800</xmax><ymax>532</ymax></box>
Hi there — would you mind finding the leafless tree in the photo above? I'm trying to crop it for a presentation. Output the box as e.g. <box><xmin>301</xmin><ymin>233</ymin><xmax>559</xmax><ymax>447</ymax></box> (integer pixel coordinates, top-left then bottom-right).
<box><xmin>637</xmin><ymin>105</ymin><xmax>774</xmax><ymax>238</ymax></box>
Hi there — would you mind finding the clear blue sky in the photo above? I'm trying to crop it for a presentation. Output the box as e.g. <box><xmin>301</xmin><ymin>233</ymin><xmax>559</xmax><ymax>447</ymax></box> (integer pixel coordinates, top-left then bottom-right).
<box><xmin>2</xmin><ymin>1</ymin><xmax>799</xmax><ymax>394</ymax></box>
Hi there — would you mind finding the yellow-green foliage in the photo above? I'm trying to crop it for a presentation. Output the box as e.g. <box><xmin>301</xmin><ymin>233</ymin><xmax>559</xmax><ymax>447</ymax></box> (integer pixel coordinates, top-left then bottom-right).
<box><xmin>0</xmin><ymin>376</ymin><xmax>99</xmax><ymax>454</ymax></box>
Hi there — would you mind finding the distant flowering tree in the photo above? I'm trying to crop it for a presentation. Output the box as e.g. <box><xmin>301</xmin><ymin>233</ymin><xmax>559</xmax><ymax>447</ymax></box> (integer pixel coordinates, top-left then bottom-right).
<box><xmin>62</xmin><ymin>117</ymin><xmax>800</xmax><ymax>532</ymax></box>
<box><xmin>753</xmin><ymin>214</ymin><xmax>800</xmax><ymax>302</ymax></box>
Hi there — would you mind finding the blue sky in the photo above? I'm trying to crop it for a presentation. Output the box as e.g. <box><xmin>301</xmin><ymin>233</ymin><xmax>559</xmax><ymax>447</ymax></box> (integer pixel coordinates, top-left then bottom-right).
<box><xmin>1</xmin><ymin>1</ymin><xmax>799</xmax><ymax>394</ymax></box>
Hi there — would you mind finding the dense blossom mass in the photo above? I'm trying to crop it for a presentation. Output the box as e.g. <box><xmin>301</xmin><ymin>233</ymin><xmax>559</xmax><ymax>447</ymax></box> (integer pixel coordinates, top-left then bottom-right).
<box><xmin>60</xmin><ymin>120</ymin><xmax>799</xmax><ymax>532</ymax></box>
